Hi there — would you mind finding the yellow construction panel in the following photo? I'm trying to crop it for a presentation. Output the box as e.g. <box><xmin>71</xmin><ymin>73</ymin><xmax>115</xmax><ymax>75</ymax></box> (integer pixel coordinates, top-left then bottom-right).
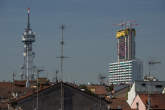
<box><xmin>116</xmin><ymin>30</ymin><xmax>128</xmax><ymax>38</ymax></box>
<box><xmin>116</xmin><ymin>29</ymin><xmax>136</xmax><ymax>38</ymax></box>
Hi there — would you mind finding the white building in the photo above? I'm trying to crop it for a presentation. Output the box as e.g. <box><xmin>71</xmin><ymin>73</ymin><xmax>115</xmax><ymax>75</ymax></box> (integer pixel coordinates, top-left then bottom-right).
<box><xmin>108</xmin><ymin>60</ymin><xmax>143</xmax><ymax>84</ymax></box>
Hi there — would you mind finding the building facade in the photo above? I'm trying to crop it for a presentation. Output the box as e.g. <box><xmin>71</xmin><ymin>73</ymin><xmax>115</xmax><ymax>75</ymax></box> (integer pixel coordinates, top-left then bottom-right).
<box><xmin>109</xmin><ymin>60</ymin><xmax>143</xmax><ymax>84</ymax></box>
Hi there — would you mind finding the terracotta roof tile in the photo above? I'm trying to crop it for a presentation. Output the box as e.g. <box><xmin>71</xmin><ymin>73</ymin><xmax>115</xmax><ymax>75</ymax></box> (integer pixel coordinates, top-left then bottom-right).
<box><xmin>0</xmin><ymin>102</ymin><xmax>8</xmax><ymax>108</ymax></box>
<box><xmin>0</xmin><ymin>82</ymin><xmax>12</xmax><ymax>98</ymax></box>
<box><xmin>109</xmin><ymin>98</ymin><xmax>131</xmax><ymax>110</ymax></box>
<box><xmin>139</xmin><ymin>94</ymin><xmax>165</xmax><ymax>109</ymax></box>
<box><xmin>87</xmin><ymin>85</ymin><xmax>107</xmax><ymax>95</ymax></box>
<box><xmin>10</xmin><ymin>82</ymin><xmax>110</xmax><ymax>104</ymax></box>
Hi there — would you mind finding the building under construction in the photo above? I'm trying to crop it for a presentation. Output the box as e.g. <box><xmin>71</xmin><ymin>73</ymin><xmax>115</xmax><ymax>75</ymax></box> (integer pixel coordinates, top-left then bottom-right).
<box><xmin>108</xmin><ymin>21</ymin><xmax>143</xmax><ymax>84</ymax></box>
<box><xmin>116</xmin><ymin>28</ymin><xmax>136</xmax><ymax>61</ymax></box>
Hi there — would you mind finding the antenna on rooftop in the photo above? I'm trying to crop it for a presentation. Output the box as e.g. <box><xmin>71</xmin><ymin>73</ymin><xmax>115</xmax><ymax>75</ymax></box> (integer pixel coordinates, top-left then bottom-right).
<box><xmin>98</xmin><ymin>73</ymin><xmax>106</xmax><ymax>85</ymax></box>
<box><xmin>146</xmin><ymin>57</ymin><xmax>161</xmax><ymax>110</ymax></box>
<box><xmin>57</xmin><ymin>24</ymin><xmax>70</xmax><ymax>81</ymax></box>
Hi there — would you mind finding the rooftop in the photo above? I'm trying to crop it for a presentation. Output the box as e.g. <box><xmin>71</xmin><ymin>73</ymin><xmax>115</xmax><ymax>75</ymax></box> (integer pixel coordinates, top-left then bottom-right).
<box><xmin>139</xmin><ymin>94</ymin><xmax>165</xmax><ymax>109</ymax></box>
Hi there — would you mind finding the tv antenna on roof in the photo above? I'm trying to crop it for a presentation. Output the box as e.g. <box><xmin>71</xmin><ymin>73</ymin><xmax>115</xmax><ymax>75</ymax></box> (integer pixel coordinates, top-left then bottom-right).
<box><xmin>56</xmin><ymin>24</ymin><xmax>70</xmax><ymax>81</ymax></box>
<box><xmin>146</xmin><ymin>58</ymin><xmax>161</xmax><ymax>110</ymax></box>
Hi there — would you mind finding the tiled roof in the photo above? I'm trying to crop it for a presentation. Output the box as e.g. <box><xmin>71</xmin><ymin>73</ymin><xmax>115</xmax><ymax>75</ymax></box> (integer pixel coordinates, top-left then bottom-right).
<box><xmin>139</xmin><ymin>94</ymin><xmax>165</xmax><ymax>109</ymax></box>
<box><xmin>113</xmin><ymin>85</ymin><xmax>129</xmax><ymax>99</ymax></box>
<box><xmin>0</xmin><ymin>102</ymin><xmax>8</xmax><ymax>109</ymax></box>
<box><xmin>0</xmin><ymin>82</ymin><xmax>12</xmax><ymax>98</ymax></box>
<box><xmin>11</xmin><ymin>84</ymin><xmax>50</xmax><ymax>103</ymax></box>
<box><xmin>10</xmin><ymin>82</ymin><xmax>110</xmax><ymax>104</ymax></box>
<box><xmin>114</xmin><ymin>84</ymin><xmax>129</xmax><ymax>92</ymax></box>
<box><xmin>109</xmin><ymin>98</ymin><xmax>131</xmax><ymax>110</ymax></box>
<box><xmin>0</xmin><ymin>82</ymin><xmax>13</xmax><ymax>109</ymax></box>
<box><xmin>87</xmin><ymin>85</ymin><xmax>107</xmax><ymax>95</ymax></box>
<box><xmin>0</xmin><ymin>80</ymin><xmax>50</xmax><ymax>108</ymax></box>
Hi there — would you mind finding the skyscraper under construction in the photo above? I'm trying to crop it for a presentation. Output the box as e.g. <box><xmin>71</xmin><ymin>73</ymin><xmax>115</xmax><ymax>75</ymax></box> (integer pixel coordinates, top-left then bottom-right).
<box><xmin>117</xmin><ymin>28</ymin><xmax>136</xmax><ymax>61</ymax></box>
<box><xmin>108</xmin><ymin>22</ymin><xmax>143</xmax><ymax>84</ymax></box>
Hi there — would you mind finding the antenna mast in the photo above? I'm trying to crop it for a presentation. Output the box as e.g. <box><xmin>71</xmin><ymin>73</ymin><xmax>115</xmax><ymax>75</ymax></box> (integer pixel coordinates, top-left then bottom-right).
<box><xmin>22</xmin><ymin>8</ymin><xmax>36</xmax><ymax>88</ymax></box>
<box><xmin>60</xmin><ymin>24</ymin><xmax>64</xmax><ymax>81</ymax></box>
<box><xmin>146</xmin><ymin>59</ymin><xmax>160</xmax><ymax>110</ymax></box>
<box><xmin>57</xmin><ymin>24</ymin><xmax>66</xmax><ymax>110</ymax></box>
<box><xmin>56</xmin><ymin>24</ymin><xmax>71</xmax><ymax>110</ymax></box>
<box><xmin>57</xmin><ymin>24</ymin><xmax>70</xmax><ymax>81</ymax></box>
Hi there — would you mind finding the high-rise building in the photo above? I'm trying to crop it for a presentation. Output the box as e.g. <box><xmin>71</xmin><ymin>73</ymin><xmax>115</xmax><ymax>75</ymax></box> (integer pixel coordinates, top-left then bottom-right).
<box><xmin>108</xmin><ymin>22</ymin><xmax>143</xmax><ymax>84</ymax></box>
<box><xmin>116</xmin><ymin>28</ymin><xmax>136</xmax><ymax>61</ymax></box>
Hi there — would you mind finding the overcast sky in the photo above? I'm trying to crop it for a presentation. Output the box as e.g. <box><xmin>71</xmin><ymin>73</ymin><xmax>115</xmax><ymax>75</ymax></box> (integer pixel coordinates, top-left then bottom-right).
<box><xmin>0</xmin><ymin>0</ymin><xmax>165</xmax><ymax>83</ymax></box>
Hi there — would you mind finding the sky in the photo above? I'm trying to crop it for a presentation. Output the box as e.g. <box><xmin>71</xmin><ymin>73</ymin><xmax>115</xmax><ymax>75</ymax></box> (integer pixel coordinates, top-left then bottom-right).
<box><xmin>0</xmin><ymin>0</ymin><xmax>165</xmax><ymax>83</ymax></box>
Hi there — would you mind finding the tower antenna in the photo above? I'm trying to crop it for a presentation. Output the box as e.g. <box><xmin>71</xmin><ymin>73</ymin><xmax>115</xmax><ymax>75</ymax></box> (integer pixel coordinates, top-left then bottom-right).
<box><xmin>22</xmin><ymin>8</ymin><xmax>36</xmax><ymax>88</ymax></box>
<box><xmin>60</xmin><ymin>24</ymin><xmax>65</xmax><ymax>81</ymax></box>
<box><xmin>57</xmin><ymin>24</ymin><xmax>70</xmax><ymax>81</ymax></box>
<box><xmin>27</xmin><ymin>8</ymin><xmax>30</xmax><ymax>30</ymax></box>
<box><xmin>56</xmin><ymin>24</ymin><xmax>71</xmax><ymax>110</ymax></box>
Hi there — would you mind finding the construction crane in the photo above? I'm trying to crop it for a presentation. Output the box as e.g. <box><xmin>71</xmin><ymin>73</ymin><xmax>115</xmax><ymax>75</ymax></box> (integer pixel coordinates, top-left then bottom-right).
<box><xmin>148</xmin><ymin>59</ymin><xmax>161</xmax><ymax>78</ymax></box>
<box><xmin>113</xmin><ymin>20</ymin><xmax>138</xmax><ymax>29</ymax></box>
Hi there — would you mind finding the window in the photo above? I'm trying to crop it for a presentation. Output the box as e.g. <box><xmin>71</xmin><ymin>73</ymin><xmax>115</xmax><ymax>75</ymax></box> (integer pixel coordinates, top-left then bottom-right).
<box><xmin>155</xmin><ymin>85</ymin><xmax>162</xmax><ymax>88</ymax></box>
